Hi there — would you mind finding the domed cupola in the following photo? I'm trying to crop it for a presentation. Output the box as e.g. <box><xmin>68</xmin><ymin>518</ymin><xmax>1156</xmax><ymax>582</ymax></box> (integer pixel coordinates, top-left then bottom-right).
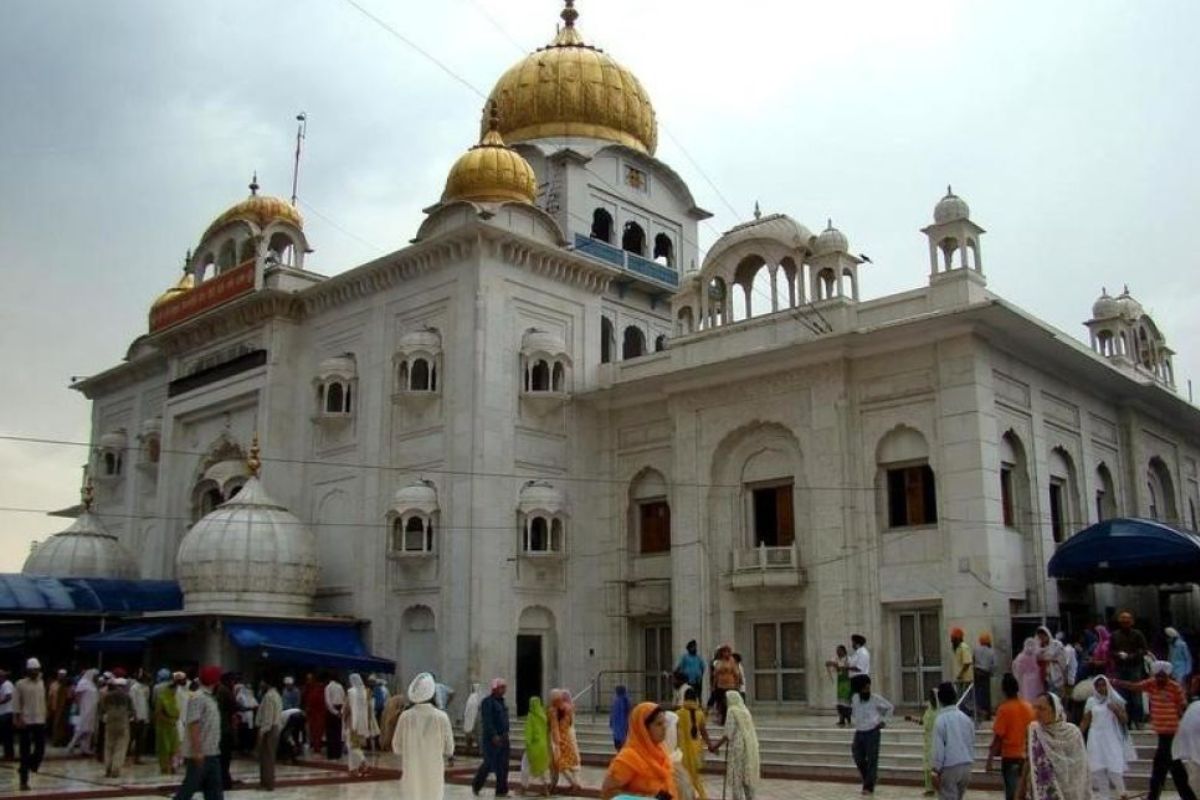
<box><xmin>148</xmin><ymin>254</ymin><xmax>195</xmax><ymax>327</ymax></box>
<box><xmin>200</xmin><ymin>175</ymin><xmax>303</xmax><ymax>246</ymax></box>
<box><xmin>813</xmin><ymin>219</ymin><xmax>850</xmax><ymax>256</ymax></box>
<box><xmin>175</xmin><ymin>437</ymin><xmax>318</xmax><ymax>615</ymax></box>
<box><xmin>1116</xmin><ymin>285</ymin><xmax>1144</xmax><ymax>320</ymax></box>
<box><xmin>443</xmin><ymin>105</ymin><xmax>539</xmax><ymax>205</ymax></box>
<box><xmin>1091</xmin><ymin>287</ymin><xmax>1120</xmax><ymax>320</ymax></box>
<box><xmin>933</xmin><ymin>186</ymin><xmax>970</xmax><ymax>224</ymax></box>
<box><xmin>484</xmin><ymin>1</ymin><xmax>657</xmax><ymax>155</ymax></box>
<box><xmin>22</xmin><ymin>482</ymin><xmax>139</xmax><ymax>580</ymax></box>
<box><xmin>191</xmin><ymin>175</ymin><xmax>310</xmax><ymax>280</ymax></box>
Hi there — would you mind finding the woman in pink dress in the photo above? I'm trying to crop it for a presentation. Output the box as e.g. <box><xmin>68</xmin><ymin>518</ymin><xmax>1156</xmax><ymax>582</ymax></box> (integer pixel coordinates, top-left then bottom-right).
<box><xmin>1013</xmin><ymin>638</ymin><xmax>1044</xmax><ymax>701</ymax></box>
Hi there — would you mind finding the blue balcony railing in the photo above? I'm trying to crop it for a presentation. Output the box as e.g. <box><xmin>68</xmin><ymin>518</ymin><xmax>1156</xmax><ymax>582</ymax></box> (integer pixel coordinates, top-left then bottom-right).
<box><xmin>573</xmin><ymin>233</ymin><xmax>679</xmax><ymax>290</ymax></box>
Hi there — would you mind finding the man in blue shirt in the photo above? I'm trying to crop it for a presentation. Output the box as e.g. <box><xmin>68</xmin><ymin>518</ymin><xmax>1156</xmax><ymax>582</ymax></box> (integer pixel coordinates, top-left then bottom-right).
<box><xmin>931</xmin><ymin>681</ymin><xmax>976</xmax><ymax>800</ymax></box>
<box><xmin>471</xmin><ymin>678</ymin><xmax>510</xmax><ymax>797</ymax></box>
<box><xmin>675</xmin><ymin>640</ymin><xmax>705</xmax><ymax>700</ymax></box>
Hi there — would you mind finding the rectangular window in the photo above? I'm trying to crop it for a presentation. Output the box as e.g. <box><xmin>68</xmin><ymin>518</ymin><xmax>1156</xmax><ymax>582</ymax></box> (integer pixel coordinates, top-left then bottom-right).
<box><xmin>751</xmin><ymin>483</ymin><xmax>795</xmax><ymax>547</ymax></box>
<box><xmin>886</xmin><ymin>465</ymin><xmax>937</xmax><ymax>528</ymax></box>
<box><xmin>1049</xmin><ymin>480</ymin><xmax>1065</xmax><ymax>542</ymax></box>
<box><xmin>1000</xmin><ymin>466</ymin><xmax>1015</xmax><ymax>527</ymax></box>
<box><xmin>639</xmin><ymin>500</ymin><xmax>671</xmax><ymax>554</ymax></box>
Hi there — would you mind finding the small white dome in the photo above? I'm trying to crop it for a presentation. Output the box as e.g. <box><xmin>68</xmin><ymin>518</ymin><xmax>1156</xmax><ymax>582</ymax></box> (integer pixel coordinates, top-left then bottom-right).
<box><xmin>398</xmin><ymin>328</ymin><xmax>442</xmax><ymax>352</ymax></box>
<box><xmin>703</xmin><ymin>212</ymin><xmax>814</xmax><ymax>270</ymax></box>
<box><xmin>1116</xmin><ymin>286</ymin><xmax>1143</xmax><ymax>319</ymax></box>
<box><xmin>176</xmin><ymin>476</ymin><xmax>318</xmax><ymax>615</ymax></box>
<box><xmin>521</xmin><ymin>328</ymin><xmax>567</xmax><ymax>358</ymax></box>
<box><xmin>934</xmin><ymin>186</ymin><xmax>970</xmax><ymax>224</ymax></box>
<box><xmin>1092</xmin><ymin>288</ymin><xmax>1121</xmax><ymax>320</ymax></box>
<box><xmin>391</xmin><ymin>480</ymin><xmax>439</xmax><ymax>515</ymax></box>
<box><xmin>98</xmin><ymin>429</ymin><xmax>128</xmax><ymax>451</ymax></box>
<box><xmin>518</xmin><ymin>480</ymin><xmax>566</xmax><ymax>515</ymax></box>
<box><xmin>813</xmin><ymin>219</ymin><xmax>850</xmax><ymax>255</ymax></box>
<box><xmin>22</xmin><ymin>512</ymin><xmax>139</xmax><ymax>580</ymax></box>
<box><xmin>317</xmin><ymin>354</ymin><xmax>356</xmax><ymax>380</ymax></box>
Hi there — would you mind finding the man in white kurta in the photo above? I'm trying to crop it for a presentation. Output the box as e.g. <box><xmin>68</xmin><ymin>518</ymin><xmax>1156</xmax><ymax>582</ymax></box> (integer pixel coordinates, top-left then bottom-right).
<box><xmin>393</xmin><ymin>673</ymin><xmax>454</xmax><ymax>800</ymax></box>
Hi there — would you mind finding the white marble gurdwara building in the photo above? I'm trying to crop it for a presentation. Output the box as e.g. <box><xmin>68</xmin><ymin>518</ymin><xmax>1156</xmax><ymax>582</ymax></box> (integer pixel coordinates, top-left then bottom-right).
<box><xmin>42</xmin><ymin>4</ymin><xmax>1200</xmax><ymax>711</ymax></box>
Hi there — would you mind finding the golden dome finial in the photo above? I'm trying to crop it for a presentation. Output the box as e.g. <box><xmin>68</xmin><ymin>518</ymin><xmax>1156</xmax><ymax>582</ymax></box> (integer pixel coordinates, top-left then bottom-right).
<box><xmin>249</xmin><ymin>172</ymin><xmax>260</xmax><ymax>196</ymax></box>
<box><xmin>442</xmin><ymin>102</ymin><xmax>538</xmax><ymax>205</ymax></box>
<box><xmin>81</xmin><ymin>477</ymin><xmax>95</xmax><ymax>513</ymax></box>
<box><xmin>246</xmin><ymin>433</ymin><xmax>262</xmax><ymax>478</ymax></box>
<box><xmin>561</xmin><ymin>0</ymin><xmax>578</xmax><ymax>28</ymax></box>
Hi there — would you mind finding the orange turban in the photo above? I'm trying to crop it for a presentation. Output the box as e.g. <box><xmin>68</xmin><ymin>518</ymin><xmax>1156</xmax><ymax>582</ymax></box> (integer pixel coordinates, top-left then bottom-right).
<box><xmin>950</xmin><ymin>627</ymin><xmax>965</xmax><ymax>639</ymax></box>
<box><xmin>979</xmin><ymin>632</ymin><xmax>992</xmax><ymax>645</ymax></box>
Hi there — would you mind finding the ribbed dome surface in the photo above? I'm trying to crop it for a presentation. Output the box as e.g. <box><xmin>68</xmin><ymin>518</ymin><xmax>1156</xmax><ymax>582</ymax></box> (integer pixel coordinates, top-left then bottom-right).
<box><xmin>22</xmin><ymin>512</ymin><xmax>139</xmax><ymax>580</ymax></box>
<box><xmin>443</xmin><ymin>127</ymin><xmax>538</xmax><ymax>205</ymax></box>
<box><xmin>200</xmin><ymin>184</ymin><xmax>303</xmax><ymax>246</ymax></box>
<box><xmin>175</xmin><ymin>476</ymin><xmax>318</xmax><ymax>615</ymax></box>
<box><xmin>704</xmin><ymin>213</ymin><xmax>814</xmax><ymax>270</ymax></box>
<box><xmin>484</xmin><ymin>5</ymin><xmax>657</xmax><ymax>155</ymax></box>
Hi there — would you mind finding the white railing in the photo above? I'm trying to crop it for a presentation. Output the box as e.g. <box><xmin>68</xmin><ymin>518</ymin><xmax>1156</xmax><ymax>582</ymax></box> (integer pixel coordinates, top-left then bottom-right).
<box><xmin>733</xmin><ymin>542</ymin><xmax>799</xmax><ymax>571</ymax></box>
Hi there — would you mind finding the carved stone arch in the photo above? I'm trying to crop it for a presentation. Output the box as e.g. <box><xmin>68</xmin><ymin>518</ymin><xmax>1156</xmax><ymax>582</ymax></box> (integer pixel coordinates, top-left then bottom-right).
<box><xmin>627</xmin><ymin>466</ymin><xmax>671</xmax><ymax>555</ymax></box>
<box><xmin>875</xmin><ymin>424</ymin><xmax>931</xmax><ymax>466</ymax></box>
<box><xmin>707</xmin><ymin>420</ymin><xmax>806</xmax><ymax>554</ymax></box>
<box><xmin>314</xmin><ymin>488</ymin><xmax>353</xmax><ymax>590</ymax></box>
<box><xmin>517</xmin><ymin>604</ymin><xmax>556</xmax><ymax>631</ymax></box>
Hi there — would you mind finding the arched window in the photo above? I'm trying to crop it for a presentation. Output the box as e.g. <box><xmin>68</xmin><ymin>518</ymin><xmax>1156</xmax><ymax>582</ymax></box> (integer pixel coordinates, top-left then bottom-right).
<box><xmin>325</xmin><ymin>382</ymin><xmax>346</xmax><ymax>414</ymax></box>
<box><xmin>1047</xmin><ymin>447</ymin><xmax>1078</xmax><ymax>543</ymax></box>
<box><xmin>877</xmin><ymin>426</ymin><xmax>937</xmax><ymax>528</ymax></box>
<box><xmin>591</xmin><ymin>208</ymin><xmax>613</xmax><ymax>243</ymax></box>
<box><xmin>1095</xmin><ymin>463</ymin><xmax>1117</xmax><ymax>521</ymax></box>
<box><xmin>654</xmin><ymin>335</ymin><xmax>667</xmax><ymax>352</ymax></box>
<box><xmin>239</xmin><ymin>238</ymin><xmax>256</xmax><ymax>264</ymax></box>
<box><xmin>217</xmin><ymin>240</ymin><xmax>237</xmax><ymax>273</ymax></box>
<box><xmin>653</xmin><ymin>233</ymin><xmax>674</xmax><ymax>267</ymax></box>
<box><xmin>529</xmin><ymin>360</ymin><xmax>551</xmax><ymax>392</ymax></box>
<box><xmin>528</xmin><ymin>516</ymin><xmax>549</xmax><ymax>552</ymax></box>
<box><xmin>600</xmin><ymin>316</ymin><xmax>615</xmax><ymax>364</ymax></box>
<box><xmin>999</xmin><ymin>431</ymin><xmax>1030</xmax><ymax>529</ymax></box>
<box><xmin>630</xmin><ymin>469</ymin><xmax>671</xmax><ymax>555</ymax></box>
<box><xmin>622</xmin><ymin>221</ymin><xmax>645</xmax><ymax>256</ymax></box>
<box><xmin>622</xmin><ymin>326</ymin><xmax>646</xmax><ymax>360</ymax></box>
<box><xmin>405</xmin><ymin>516</ymin><xmax>430</xmax><ymax>552</ymax></box>
<box><xmin>677</xmin><ymin>307</ymin><xmax>694</xmax><ymax>336</ymax></box>
<box><xmin>1147</xmin><ymin>457</ymin><xmax>1177</xmax><ymax>521</ymax></box>
<box><xmin>267</xmin><ymin>232</ymin><xmax>296</xmax><ymax>267</ymax></box>
<box><xmin>410</xmin><ymin>359</ymin><xmax>431</xmax><ymax>391</ymax></box>
<box><xmin>104</xmin><ymin>452</ymin><xmax>119</xmax><ymax>476</ymax></box>
<box><xmin>551</xmin><ymin>362</ymin><xmax>565</xmax><ymax>392</ymax></box>
<box><xmin>817</xmin><ymin>268</ymin><xmax>837</xmax><ymax>301</ymax></box>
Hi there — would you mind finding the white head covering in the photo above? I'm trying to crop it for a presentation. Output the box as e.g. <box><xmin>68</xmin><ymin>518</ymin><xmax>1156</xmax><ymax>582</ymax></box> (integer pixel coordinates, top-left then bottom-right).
<box><xmin>724</xmin><ymin>691</ymin><xmax>761</xmax><ymax>791</ymax></box>
<box><xmin>284</xmin><ymin>676</ymin><xmax>294</xmax><ymax>686</ymax></box>
<box><xmin>346</xmin><ymin>673</ymin><xmax>375</xmax><ymax>739</ymax></box>
<box><xmin>1088</xmin><ymin>675</ymin><xmax>1126</xmax><ymax>707</ymax></box>
<box><xmin>1166</xmin><ymin>627</ymin><xmax>1181</xmax><ymax>640</ymax></box>
<box><xmin>25</xmin><ymin>658</ymin><xmax>40</xmax><ymax>671</ymax></box>
<box><xmin>408</xmin><ymin>672</ymin><xmax>436</xmax><ymax>704</ymax></box>
<box><xmin>1029</xmin><ymin>693</ymin><xmax>1089</xmax><ymax>800</ymax></box>
<box><xmin>1153</xmin><ymin>660</ymin><xmax>1174</xmax><ymax>677</ymax></box>
<box><xmin>1173</xmin><ymin>701</ymin><xmax>1200</xmax><ymax>765</ymax></box>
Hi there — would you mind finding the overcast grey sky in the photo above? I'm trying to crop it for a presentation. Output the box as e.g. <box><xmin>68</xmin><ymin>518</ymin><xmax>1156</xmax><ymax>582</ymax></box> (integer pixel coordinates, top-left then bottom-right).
<box><xmin>2</xmin><ymin>0</ymin><xmax>1198</xmax><ymax>571</ymax></box>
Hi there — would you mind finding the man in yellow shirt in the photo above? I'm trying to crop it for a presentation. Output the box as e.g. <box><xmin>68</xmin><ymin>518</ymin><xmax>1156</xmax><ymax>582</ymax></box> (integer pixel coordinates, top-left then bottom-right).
<box><xmin>950</xmin><ymin>628</ymin><xmax>973</xmax><ymax>711</ymax></box>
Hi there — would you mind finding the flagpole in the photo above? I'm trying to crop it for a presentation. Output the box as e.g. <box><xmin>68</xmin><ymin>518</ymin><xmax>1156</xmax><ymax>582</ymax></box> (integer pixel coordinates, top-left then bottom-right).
<box><xmin>291</xmin><ymin>112</ymin><xmax>307</xmax><ymax>206</ymax></box>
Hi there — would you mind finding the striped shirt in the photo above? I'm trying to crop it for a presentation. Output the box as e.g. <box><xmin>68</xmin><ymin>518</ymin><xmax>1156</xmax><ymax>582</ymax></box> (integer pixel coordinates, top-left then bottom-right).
<box><xmin>1134</xmin><ymin>678</ymin><xmax>1186</xmax><ymax>734</ymax></box>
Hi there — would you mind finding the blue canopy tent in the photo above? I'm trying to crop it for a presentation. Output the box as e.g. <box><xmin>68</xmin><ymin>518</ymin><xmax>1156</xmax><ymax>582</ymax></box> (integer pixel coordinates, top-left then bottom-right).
<box><xmin>0</xmin><ymin>576</ymin><xmax>183</xmax><ymax>615</ymax></box>
<box><xmin>76</xmin><ymin>621</ymin><xmax>192</xmax><ymax>653</ymax></box>
<box><xmin>224</xmin><ymin>620</ymin><xmax>395</xmax><ymax>674</ymax></box>
<box><xmin>1047</xmin><ymin>517</ymin><xmax>1200</xmax><ymax>585</ymax></box>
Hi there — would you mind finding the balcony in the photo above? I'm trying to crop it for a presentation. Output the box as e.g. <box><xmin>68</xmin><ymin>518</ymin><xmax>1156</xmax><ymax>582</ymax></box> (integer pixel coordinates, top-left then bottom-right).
<box><xmin>572</xmin><ymin>233</ymin><xmax>679</xmax><ymax>291</ymax></box>
<box><xmin>729</xmin><ymin>543</ymin><xmax>807</xmax><ymax>589</ymax></box>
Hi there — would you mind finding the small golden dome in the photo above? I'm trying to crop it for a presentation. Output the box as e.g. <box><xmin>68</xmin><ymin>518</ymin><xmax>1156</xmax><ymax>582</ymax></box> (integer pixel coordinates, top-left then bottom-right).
<box><xmin>443</xmin><ymin>107</ymin><xmax>539</xmax><ymax>205</ymax></box>
<box><xmin>200</xmin><ymin>175</ymin><xmax>303</xmax><ymax>245</ymax></box>
<box><xmin>484</xmin><ymin>1</ymin><xmax>657</xmax><ymax>155</ymax></box>
<box><xmin>150</xmin><ymin>264</ymin><xmax>195</xmax><ymax>311</ymax></box>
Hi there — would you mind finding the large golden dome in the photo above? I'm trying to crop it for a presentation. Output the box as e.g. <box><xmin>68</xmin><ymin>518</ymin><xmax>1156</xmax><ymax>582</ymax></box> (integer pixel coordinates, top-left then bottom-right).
<box><xmin>443</xmin><ymin>108</ymin><xmax>539</xmax><ymax>204</ymax></box>
<box><xmin>484</xmin><ymin>2</ymin><xmax>657</xmax><ymax>155</ymax></box>
<box><xmin>200</xmin><ymin>176</ymin><xmax>303</xmax><ymax>245</ymax></box>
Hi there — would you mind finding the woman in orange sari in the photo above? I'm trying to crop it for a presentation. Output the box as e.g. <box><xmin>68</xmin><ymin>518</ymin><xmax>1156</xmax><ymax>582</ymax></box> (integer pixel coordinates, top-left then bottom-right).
<box><xmin>601</xmin><ymin>702</ymin><xmax>678</xmax><ymax>800</ymax></box>
<box><xmin>549</xmin><ymin>689</ymin><xmax>582</xmax><ymax>792</ymax></box>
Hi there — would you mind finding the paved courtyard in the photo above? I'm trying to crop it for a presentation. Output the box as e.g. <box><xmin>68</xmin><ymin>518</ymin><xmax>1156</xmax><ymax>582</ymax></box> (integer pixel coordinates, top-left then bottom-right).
<box><xmin>0</xmin><ymin>748</ymin><xmax>1183</xmax><ymax>800</ymax></box>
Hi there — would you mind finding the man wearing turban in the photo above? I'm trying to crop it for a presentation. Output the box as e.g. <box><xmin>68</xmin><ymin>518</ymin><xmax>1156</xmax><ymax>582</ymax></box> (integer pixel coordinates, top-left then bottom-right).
<box><xmin>392</xmin><ymin>673</ymin><xmax>454</xmax><ymax>799</ymax></box>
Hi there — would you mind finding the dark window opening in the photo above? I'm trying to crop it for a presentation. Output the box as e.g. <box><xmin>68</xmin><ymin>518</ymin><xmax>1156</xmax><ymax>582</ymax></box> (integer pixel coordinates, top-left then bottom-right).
<box><xmin>411</xmin><ymin>359</ymin><xmax>430</xmax><ymax>391</ymax></box>
<box><xmin>653</xmin><ymin>233</ymin><xmax>674</xmax><ymax>267</ymax></box>
<box><xmin>1049</xmin><ymin>480</ymin><xmax>1066</xmax><ymax>542</ymax></box>
<box><xmin>1096</xmin><ymin>490</ymin><xmax>1106</xmax><ymax>523</ymax></box>
<box><xmin>529</xmin><ymin>516</ymin><xmax>549</xmax><ymax>551</ymax></box>
<box><xmin>104</xmin><ymin>452</ymin><xmax>119</xmax><ymax>476</ymax></box>
<box><xmin>639</xmin><ymin>500</ymin><xmax>671</xmax><ymax>554</ymax></box>
<box><xmin>654</xmin><ymin>335</ymin><xmax>667</xmax><ymax>352</ymax></box>
<box><xmin>1000</xmin><ymin>467</ymin><xmax>1014</xmax><ymax>527</ymax></box>
<box><xmin>622</xmin><ymin>326</ymin><xmax>646</xmax><ymax>360</ymax></box>
<box><xmin>551</xmin><ymin>362</ymin><xmax>565</xmax><ymax>392</ymax></box>
<box><xmin>404</xmin><ymin>516</ymin><xmax>430</xmax><ymax>552</ymax></box>
<box><xmin>622</xmin><ymin>221</ymin><xmax>645</xmax><ymax>256</ymax></box>
<box><xmin>751</xmin><ymin>483</ymin><xmax>795</xmax><ymax>547</ymax></box>
<box><xmin>200</xmin><ymin>487</ymin><xmax>223</xmax><ymax>516</ymax></box>
<box><xmin>886</xmin><ymin>465</ymin><xmax>937</xmax><ymax>528</ymax></box>
<box><xmin>601</xmin><ymin>317</ymin><xmax>614</xmax><ymax>364</ymax></box>
<box><xmin>528</xmin><ymin>360</ymin><xmax>551</xmax><ymax>392</ymax></box>
<box><xmin>325</xmin><ymin>382</ymin><xmax>345</xmax><ymax>413</ymax></box>
<box><xmin>591</xmin><ymin>208</ymin><xmax>613</xmax><ymax>243</ymax></box>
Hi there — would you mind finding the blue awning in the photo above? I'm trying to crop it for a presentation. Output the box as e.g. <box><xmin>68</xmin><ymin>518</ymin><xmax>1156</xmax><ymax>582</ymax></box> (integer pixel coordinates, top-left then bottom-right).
<box><xmin>0</xmin><ymin>576</ymin><xmax>183</xmax><ymax>615</ymax></box>
<box><xmin>1047</xmin><ymin>517</ymin><xmax>1200</xmax><ymax>585</ymax></box>
<box><xmin>225</xmin><ymin>621</ymin><xmax>394</xmax><ymax>673</ymax></box>
<box><xmin>76</xmin><ymin>622</ymin><xmax>192</xmax><ymax>652</ymax></box>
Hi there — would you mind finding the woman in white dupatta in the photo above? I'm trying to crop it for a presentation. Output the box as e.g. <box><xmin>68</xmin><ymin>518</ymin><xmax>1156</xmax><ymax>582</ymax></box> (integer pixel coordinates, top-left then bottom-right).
<box><xmin>663</xmin><ymin>708</ymin><xmax>694</xmax><ymax>800</ymax></box>
<box><xmin>344</xmin><ymin>673</ymin><xmax>378</xmax><ymax>776</ymax></box>
<box><xmin>1081</xmin><ymin>676</ymin><xmax>1132</xmax><ymax>800</ymax></box>
<box><xmin>712</xmin><ymin>690</ymin><xmax>761</xmax><ymax>800</ymax></box>
<box><xmin>1019</xmin><ymin>692</ymin><xmax>1091</xmax><ymax>800</ymax></box>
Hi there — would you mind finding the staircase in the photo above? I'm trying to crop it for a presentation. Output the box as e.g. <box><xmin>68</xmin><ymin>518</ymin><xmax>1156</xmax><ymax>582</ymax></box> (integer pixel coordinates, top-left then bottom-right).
<box><xmin>473</xmin><ymin>712</ymin><xmax>1164</xmax><ymax>788</ymax></box>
